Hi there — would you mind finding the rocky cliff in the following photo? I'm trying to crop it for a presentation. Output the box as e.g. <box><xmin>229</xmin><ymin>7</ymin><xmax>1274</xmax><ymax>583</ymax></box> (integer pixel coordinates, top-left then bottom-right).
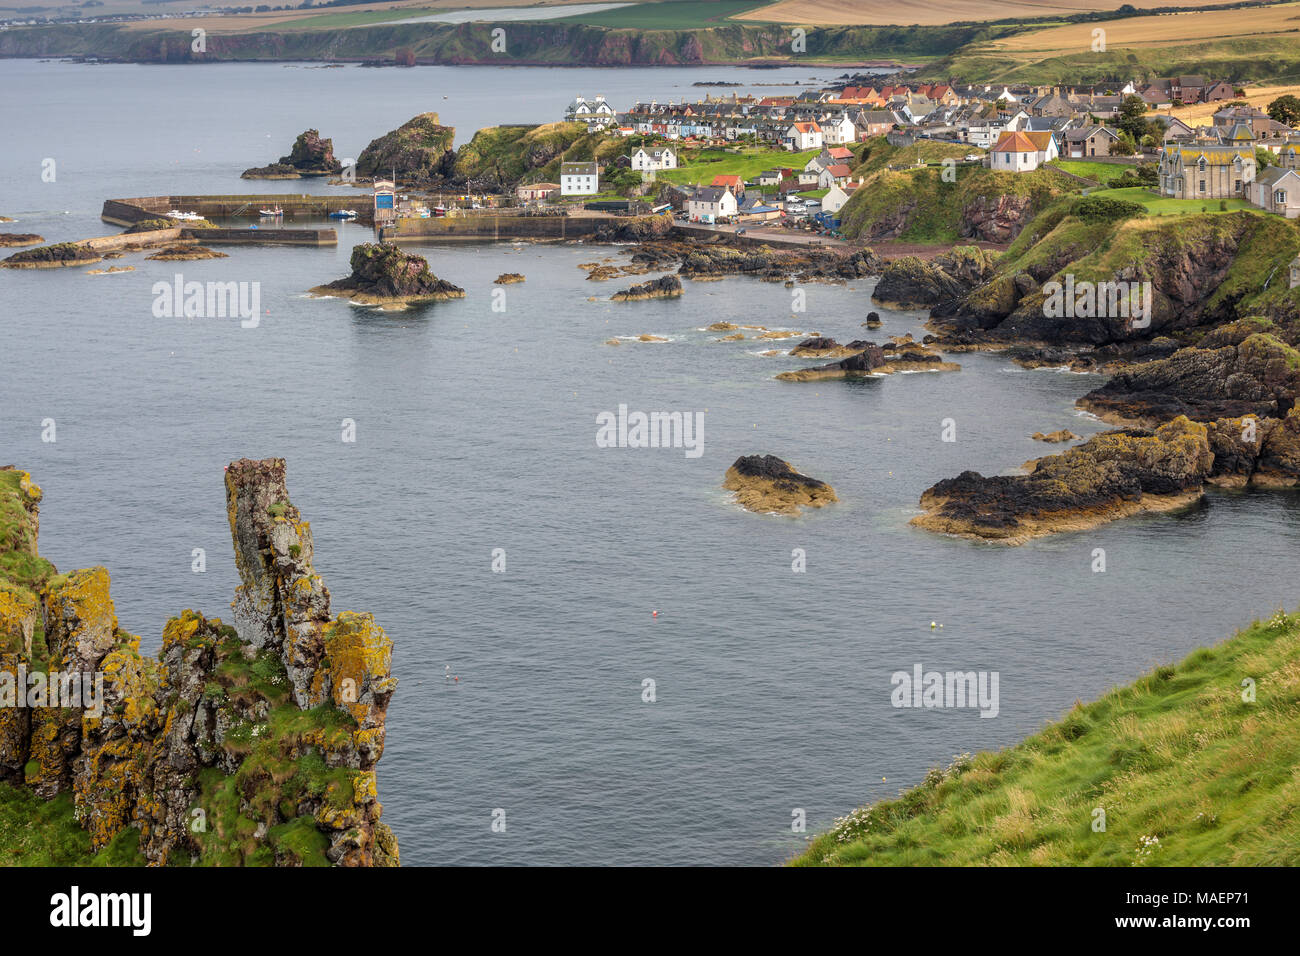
<box><xmin>356</xmin><ymin>113</ymin><xmax>456</xmax><ymax>181</ymax></box>
<box><xmin>0</xmin><ymin>461</ymin><xmax>398</xmax><ymax>866</ymax></box>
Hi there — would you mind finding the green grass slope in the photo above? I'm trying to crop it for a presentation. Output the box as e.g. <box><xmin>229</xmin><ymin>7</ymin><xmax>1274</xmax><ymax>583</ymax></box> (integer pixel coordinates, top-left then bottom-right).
<box><xmin>794</xmin><ymin>608</ymin><xmax>1300</xmax><ymax>866</ymax></box>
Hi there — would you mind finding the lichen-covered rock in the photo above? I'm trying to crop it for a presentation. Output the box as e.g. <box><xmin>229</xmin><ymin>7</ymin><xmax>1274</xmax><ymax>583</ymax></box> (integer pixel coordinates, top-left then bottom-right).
<box><xmin>0</xmin><ymin>460</ymin><xmax>399</xmax><ymax>866</ymax></box>
<box><xmin>279</xmin><ymin>129</ymin><xmax>342</xmax><ymax>175</ymax></box>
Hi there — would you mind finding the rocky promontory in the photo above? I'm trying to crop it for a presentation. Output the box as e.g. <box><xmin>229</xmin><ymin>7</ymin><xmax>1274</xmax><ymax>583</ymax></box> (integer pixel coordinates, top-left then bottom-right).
<box><xmin>723</xmin><ymin>455</ymin><xmax>838</xmax><ymax>516</ymax></box>
<box><xmin>611</xmin><ymin>274</ymin><xmax>682</xmax><ymax>302</ymax></box>
<box><xmin>311</xmin><ymin>242</ymin><xmax>465</xmax><ymax>306</ymax></box>
<box><xmin>356</xmin><ymin>113</ymin><xmax>455</xmax><ymax>181</ymax></box>
<box><xmin>912</xmin><ymin>417</ymin><xmax>1214</xmax><ymax>544</ymax></box>
<box><xmin>1078</xmin><ymin>323</ymin><xmax>1300</xmax><ymax>427</ymax></box>
<box><xmin>872</xmin><ymin>247</ymin><xmax>995</xmax><ymax>310</ymax></box>
<box><xmin>0</xmin><ymin>461</ymin><xmax>398</xmax><ymax>866</ymax></box>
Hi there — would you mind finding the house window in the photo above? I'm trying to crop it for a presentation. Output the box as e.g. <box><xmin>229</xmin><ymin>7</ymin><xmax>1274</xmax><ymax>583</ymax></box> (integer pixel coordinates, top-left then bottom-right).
<box><xmin>1234</xmin><ymin>180</ymin><xmax>1241</xmax><ymax>194</ymax></box>
<box><xmin>1199</xmin><ymin>180</ymin><xmax>1206</xmax><ymax>193</ymax></box>
<box><xmin>1277</xmin><ymin>190</ymin><xmax>1288</xmax><ymax>205</ymax></box>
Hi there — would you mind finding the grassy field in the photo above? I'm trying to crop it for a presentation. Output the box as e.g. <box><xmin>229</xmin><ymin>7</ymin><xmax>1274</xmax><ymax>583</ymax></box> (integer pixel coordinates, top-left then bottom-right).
<box><xmin>1052</xmin><ymin>159</ymin><xmax>1127</xmax><ymax>183</ymax></box>
<box><xmin>795</xmin><ymin>607</ymin><xmax>1300</xmax><ymax>866</ymax></box>
<box><xmin>655</xmin><ymin>146</ymin><xmax>822</xmax><ymax>186</ymax></box>
<box><xmin>555</xmin><ymin>0</ymin><xmax>774</xmax><ymax>28</ymax></box>
<box><xmin>1089</xmin><ymin>185</ymin><xmax>1255</xmax><ymax>214</ymax></box>
<box><xmin>736</xmin><ymin>0</ymin><xmax>1252</xmax><ymax>27</ymax></box>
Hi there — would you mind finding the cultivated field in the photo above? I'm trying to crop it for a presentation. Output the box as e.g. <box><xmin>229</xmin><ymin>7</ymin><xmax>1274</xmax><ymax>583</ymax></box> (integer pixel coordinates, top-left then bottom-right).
<box><xmin>1171</xmin><ymin>83</ymin><xmax>1300</xmax><ymax>125</ymax></box>
<box><xmin>734</xmin><ymin>0</ymin><xmax>1252</xmax><ymax>28</ymax></box>
<box><xmin>989</xmin><ymin>4</ymin><xmax>1300</xmax><ymax>54</ymax></box>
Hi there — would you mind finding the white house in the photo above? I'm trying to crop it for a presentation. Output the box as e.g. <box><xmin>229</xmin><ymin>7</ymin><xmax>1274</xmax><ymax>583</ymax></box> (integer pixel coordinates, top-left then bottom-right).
<box><xmin>784</xmin><ymin>121</ymin><xmax>823</xmax><ymax>151</ymax></box>
<box><xmin>565</xmin><ymin>94</ymin><xmax>617</xmax><ymax>129</ymax></box>
<box><xmin>817</xmin><ymin>163</ymin><xmax>853</xmax><ymax>188</ymax></box>
<box><xmin>820</xmin><ymin>114</ymin><xmax>857</xmax><ymax>145</ymax></box>
<box><xmin>560</xmin><ymin>161</ymin><xmax>599</xmax><ymax>196</ymax></box>
<box><xmin>630</xmin><ymin>147</ymin><xmax>677</xmax><ymax>171</ymax></box>
<box><xmin>990</xmin><ymin>130</ymin><xmax>1058</xmax><ymax>172</ymax></box>
<box><xmin>822</xmin><ymin>179</ymin><xmax>860</xmax><ymax>214</ymax></box>
<box><xmin>687</xmin><ymin>185</ymin><xmax>737</xmax><ymax>223</ymax></box>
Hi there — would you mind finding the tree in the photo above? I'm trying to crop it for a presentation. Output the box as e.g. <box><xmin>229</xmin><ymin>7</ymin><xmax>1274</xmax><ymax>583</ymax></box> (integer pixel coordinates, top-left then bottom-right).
<box><xmin>1267</xmin><ymin>94</ymin><xmax>1300</xmax><ymax>126</ymax></box>
<box><xmin>1256</xmin><ymin>147</ymin><xmax>1273</xmax><ymax>170</ymax></box>
<box><xmin>1117</xmin><ymin>95</ymin><xmax>1149</xmax><ymax>142</ymax></box>
<box><xmin>1113</xmin><ymin>130</ymin><xmax>1137</xmax><ymax>156</ymax></box>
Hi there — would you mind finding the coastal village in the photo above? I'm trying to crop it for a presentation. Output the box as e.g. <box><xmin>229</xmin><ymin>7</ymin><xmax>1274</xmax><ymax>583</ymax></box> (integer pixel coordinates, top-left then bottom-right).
<box><xmin>378</xmin><ymin>77</ymin><xmax>1300</xmax><ymax>237</ymax></box>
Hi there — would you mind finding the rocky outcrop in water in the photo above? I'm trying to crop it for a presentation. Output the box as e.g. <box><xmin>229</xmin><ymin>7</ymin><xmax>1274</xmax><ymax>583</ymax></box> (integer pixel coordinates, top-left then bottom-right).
<box><xmin>912</xmin><ymin>417</ymin><xmax>1214</xmax><ymax>544</ymax></box>
<box><xmin>0</xmin><ymin>233</ymin><xmax>43</xmax><ymax>248</ymax></box>
<box><xmin>1</xmin><ymin>242</ymin><xmax>100</xmax><ymax>269</ymax></box>
<box><xmin>723</xmin><ymin>455</ymin><xmax>838</xmax><ymax>516</ymax></box>
<box><xmin>611</xmin><ymin>274</ymin><xmax>682</xmax><ymax>301</ymax></box>
<box><xmin>356</xmin><ymin>113</ymin><xmax>456</xmax><ymax>181</ymax></box>
<box><xmin>311</xmin><ymin>242</ymin><xmax>465</xmax><ymax>306</ymax></box>
<box><xmin>0</xmin><ymin>461</ymin><xmax>398</xmax><ymax>866</ymax></box>
<box><xmin>243</xmin><ymin>129</ymin><xmax>342</xmax><ymax>179</ymax></box>
<box><xmin>493</xmin><ymin>273</ymin><xmax>525</xmax><ymax>284</ymax></box>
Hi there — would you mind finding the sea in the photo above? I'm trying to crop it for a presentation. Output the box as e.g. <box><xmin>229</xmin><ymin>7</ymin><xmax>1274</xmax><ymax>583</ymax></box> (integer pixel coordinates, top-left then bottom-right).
<box><xmin>3</xmin><ymin>59</ymin><xmax>1298</xmax><ymax>865</ymax></box>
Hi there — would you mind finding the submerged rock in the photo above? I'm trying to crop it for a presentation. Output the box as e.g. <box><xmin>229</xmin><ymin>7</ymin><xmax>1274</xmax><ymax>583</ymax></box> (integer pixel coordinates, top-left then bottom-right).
<box><xmin>723</xmin><ymin>455</ymin><xmax>838</xmax><ymax>516</ymax></box>
<box><xmin>146</xmin><ymin>244</ymin><xmax>228</xmax><ymax>261</ymax></box>
<box><xmin>1032</xmin><ymin>429</ymin><xmax>1081</xmax><ymax>443</ymax></box>
<box><xmin>493</xmin><ymin>272</ymin><xmax>525</xmax><ymax>284</ymax></box>
<box><xmin>311</xmin><ymin>242</ymin><xmax>465</xmax><ymax>306</ymax></box>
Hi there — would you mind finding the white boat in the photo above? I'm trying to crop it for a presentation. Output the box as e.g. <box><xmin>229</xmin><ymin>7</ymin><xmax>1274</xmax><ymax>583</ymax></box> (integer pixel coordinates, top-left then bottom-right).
<box><xmin>328</xmin><ymin>209</ymin><xmax>358</xmax><ymax>219</ymax></box>
<box><xmin>167</xmin><ymin>210</ymin><xmax>204</xmax><ymax>221</ymax></box>
<box><xmin>259</xmin><ymin>206</ymin><xmax>283</xmax><ymax>218</ymax></box>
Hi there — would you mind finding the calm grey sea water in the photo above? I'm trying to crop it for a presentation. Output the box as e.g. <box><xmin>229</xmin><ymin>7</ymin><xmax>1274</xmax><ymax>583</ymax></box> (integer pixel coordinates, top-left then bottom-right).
<box><xmin>3</xmin><ymin>61</ymin><xmax>1299</xmax><ymax>865</ymax></box>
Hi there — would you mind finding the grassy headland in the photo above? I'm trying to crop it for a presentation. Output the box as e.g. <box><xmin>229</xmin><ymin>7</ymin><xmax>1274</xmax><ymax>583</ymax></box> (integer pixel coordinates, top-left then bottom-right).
<box><xmin>795</xmin><ymin>608</ymin><xmax>1300</xmax><ymax>865</ymax></box>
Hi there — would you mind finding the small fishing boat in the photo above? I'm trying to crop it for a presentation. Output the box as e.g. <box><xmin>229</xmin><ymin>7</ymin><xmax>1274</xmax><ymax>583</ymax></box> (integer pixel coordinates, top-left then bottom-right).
<box><xmin>259</xmin><ymin>206</ymin><xmax>283</xmax><ymax>218</ymax></box>
<box><xmin>328</xmin><ymin>209</ymin><xmax>358</xmax><ymax>220</ymax></box>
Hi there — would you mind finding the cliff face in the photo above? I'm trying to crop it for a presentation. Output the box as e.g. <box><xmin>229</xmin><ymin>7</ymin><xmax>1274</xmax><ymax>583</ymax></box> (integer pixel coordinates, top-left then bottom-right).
<box><xmin>0</xmin><ymin>461</ymin><xmax>398</xmax><ymax>866</ymax></box>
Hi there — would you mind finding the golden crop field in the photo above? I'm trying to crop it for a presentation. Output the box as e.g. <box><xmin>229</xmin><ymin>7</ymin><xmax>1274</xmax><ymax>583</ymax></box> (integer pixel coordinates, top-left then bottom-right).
<box><xmin>989</xmin><ymin>4</ymin><xmax>1300</xmax><ymax>54</ymax></box>
<box><xmin>735</xmin><ymin>0</ymin><xmax>1251</xmax><ymax>27</ymax></box>
<box><xmin>1169</xmin><ymin>83</ymin><xmax>1300</xmax><ymax>125</ymax></box>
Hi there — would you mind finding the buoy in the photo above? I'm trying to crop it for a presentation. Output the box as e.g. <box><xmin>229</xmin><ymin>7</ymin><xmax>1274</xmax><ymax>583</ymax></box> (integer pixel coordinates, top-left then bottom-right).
<box><xmin>652</xmin><ymin>610</ymin><xmax>658</xmax><ymax>617</ymax></box>
<box><xmin>930</xmin><ymin>621</ymin><xmax>936</xmax><ymax>629</ymax></box>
